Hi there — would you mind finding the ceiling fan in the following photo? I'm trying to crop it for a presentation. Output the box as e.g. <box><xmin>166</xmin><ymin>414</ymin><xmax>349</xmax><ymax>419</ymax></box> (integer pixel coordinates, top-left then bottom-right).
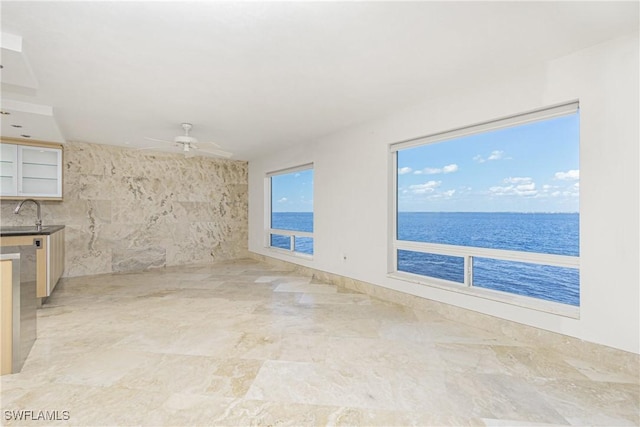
<box><xmin>143</xmin><ymin>123</ymin><xmax>233</xmax><ymax>158</ymax></box>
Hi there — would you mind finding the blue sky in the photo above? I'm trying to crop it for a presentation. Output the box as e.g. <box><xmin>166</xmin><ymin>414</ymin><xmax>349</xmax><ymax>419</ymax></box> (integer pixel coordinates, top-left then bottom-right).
<box><xmin>271</xmin><ymin>169</ymin><xmax>314</xmax><ymax>212</ymax></box>
<box><xmin>270</xmin><ymin>114</ymin><xmax>579</xmax><ymax>213</ymax></box>
<box><xmin>397</xmin><ymin>113</ymin><xmax>580</xmax><ymax>212</ymax></box>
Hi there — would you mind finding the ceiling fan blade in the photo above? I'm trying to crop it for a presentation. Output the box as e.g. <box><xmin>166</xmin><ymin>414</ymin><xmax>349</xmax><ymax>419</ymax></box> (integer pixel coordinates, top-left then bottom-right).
<box><xmin>144</xmin><ymin>136</ymin><xmax>174</xmax><ymax>144</ymax></box>
<box><xmin>136</xmin><ymin>146</ymin><xmax>165</xmax><ymax>151</ymax></box>
<box><xmin>198</xmin><ymin>148</ymin><xmax>233</xmax><ymax>158</ymax></box>
<box><xmin>136</xmin><ymin>145</ymin><xmax>183</xmax><ymax>154</ymax></box>
<box><xmin>198</xmin><ymin>140</ymin><xmax>223</xmax><ymax>149</ymax></box>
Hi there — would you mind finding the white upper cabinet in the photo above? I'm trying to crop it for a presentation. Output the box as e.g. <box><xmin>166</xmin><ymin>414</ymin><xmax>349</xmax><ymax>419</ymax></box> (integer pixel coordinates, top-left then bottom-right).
<box><xmin>18</xmin><ymin>145</ymin><xmax>63</xmax><ymax>197</ymax></box>
<box><xmin>0</xmin><ymin>141</ymin><xmax>63</xmax><ymax>199</ymax></box>
<box><xmin>0</xmin><ymin>143</ymin><xmax>18</xmax><ymax>196</ymax></box>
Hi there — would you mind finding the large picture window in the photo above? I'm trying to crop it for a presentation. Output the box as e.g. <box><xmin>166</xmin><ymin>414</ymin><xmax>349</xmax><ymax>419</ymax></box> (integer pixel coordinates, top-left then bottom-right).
<box><xmin>267</xmin><ymin>164</ymin><xmax>314</xmax><ymax>256</ymax></box>
<box><xmin>391</xmin><ymin>101</ymin><xmax>580</xmax><ymax>310</ymax></box>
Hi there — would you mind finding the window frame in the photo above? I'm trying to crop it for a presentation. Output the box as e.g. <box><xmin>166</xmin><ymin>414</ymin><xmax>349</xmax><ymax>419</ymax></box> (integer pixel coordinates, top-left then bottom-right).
<box><xmin>265</xmin><ymin>163</ymin><xmax>314</xmax><ymax>259</ymax></box>
<box><xmin>388</xmin><ymin>101</ymin><xmax>580</xmax><ymax>317</ymax></box>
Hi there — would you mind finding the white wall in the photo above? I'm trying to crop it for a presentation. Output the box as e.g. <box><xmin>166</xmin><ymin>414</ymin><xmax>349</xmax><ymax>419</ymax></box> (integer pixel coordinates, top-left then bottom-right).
<box><xmin>249</xmin><ymin>34</ymin><xmax>640</xmax><ymax>354</ymax></box>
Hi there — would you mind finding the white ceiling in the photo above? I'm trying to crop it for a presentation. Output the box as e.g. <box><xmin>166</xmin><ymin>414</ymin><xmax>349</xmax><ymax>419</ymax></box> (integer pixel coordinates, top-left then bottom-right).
<box><xmin>1</xmin><ymin>1</ymin><xmax>638</xmax><ymax>160</ymax></box>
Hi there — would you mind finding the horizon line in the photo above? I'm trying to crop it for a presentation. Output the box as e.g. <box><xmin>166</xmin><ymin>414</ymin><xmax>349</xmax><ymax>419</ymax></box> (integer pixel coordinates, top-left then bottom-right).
<box><xmin>273</xmin><ymin>211</ymin><xmax>579</xmax><ymax>214</ymax></box>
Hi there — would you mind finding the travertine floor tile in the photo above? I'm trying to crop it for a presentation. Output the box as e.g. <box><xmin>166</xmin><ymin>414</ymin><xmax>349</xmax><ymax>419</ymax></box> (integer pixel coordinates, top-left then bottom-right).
<box><xmin>1</xmin><ymin>258</ymin><xmax>638</xmax><ymax>426</ymax></box>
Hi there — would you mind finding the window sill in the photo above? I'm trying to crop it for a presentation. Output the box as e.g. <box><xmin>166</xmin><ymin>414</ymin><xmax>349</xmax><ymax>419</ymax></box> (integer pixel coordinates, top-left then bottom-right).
<box><xmin>387</xmin><ymin>271</ymin><xmax>580</xmax><ymax>319</ymax></box>
<box><xmin>267</xmin><ymin>246</ymin><xmax>314</xmax><ymax>261</ymax></box>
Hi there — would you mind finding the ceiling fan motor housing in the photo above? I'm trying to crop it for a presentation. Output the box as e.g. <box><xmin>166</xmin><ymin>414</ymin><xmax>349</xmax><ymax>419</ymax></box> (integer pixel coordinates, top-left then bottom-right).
<box><xmin>174</xmin><ymin>135</ymin><xmax>197</xmax><ymax>144</ymax></box>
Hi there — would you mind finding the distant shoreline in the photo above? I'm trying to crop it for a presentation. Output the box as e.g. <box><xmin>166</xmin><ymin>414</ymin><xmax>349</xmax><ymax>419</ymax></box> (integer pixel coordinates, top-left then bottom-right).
<box><xmin>272</xmin><ymin>211</ymin><xmax>579</xmax><ymax>214</ymax></box>
<box><xmin>397</xmin><ymin>211</ymin><xmax>579</xmax><ymax>214</ymax></box>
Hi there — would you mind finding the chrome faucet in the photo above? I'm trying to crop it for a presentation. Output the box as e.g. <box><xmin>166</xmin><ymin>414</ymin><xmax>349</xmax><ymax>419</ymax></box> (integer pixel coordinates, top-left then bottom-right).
<box><xmin>14</xmin><ymin>199</ymin><xmax>42</xmax><ymax>231</ymax></box>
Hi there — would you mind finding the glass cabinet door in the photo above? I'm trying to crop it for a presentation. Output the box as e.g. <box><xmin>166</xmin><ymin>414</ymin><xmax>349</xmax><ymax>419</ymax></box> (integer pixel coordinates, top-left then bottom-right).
<box><xmin>0</xmin><ymin>144</ymin><xmax>18</xmax><ymax>196</ymax></box>
<box><xmin>18</xmin><ymin>145</ymin><xmax>62</xmax><ymax>197</ymax></box>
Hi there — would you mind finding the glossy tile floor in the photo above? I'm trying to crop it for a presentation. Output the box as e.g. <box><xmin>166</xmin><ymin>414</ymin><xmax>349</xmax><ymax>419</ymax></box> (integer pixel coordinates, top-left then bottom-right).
<box><xmin>1</xmin><ymin>259</ymin><xmax>638</xmax><ymax>426</ymax></box>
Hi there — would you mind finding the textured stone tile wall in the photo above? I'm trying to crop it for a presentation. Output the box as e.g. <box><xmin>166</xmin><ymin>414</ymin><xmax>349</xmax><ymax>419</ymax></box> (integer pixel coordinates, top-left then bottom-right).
<box><xmin>0</xmin><ymin>141</ymin><xmax>249</xmax><ymax>277</ymax></box>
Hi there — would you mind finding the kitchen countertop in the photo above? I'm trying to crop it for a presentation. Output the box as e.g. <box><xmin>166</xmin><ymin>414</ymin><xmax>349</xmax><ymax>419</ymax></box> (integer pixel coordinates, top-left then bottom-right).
<box><xmin>0</xmin><ymin>225</ymin><xmax>65</xmax><ymax>237</ymax></box>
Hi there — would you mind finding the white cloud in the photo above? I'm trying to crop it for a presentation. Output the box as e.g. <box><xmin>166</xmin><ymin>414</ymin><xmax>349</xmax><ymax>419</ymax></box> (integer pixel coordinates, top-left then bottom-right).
<box><xmin>277</xmin><ymin>197</ymin><xmax>288</xmax><ymax>203</ymax></box>
<box><xmin>543</xmin><ymin>172</ymin><xmax>580</xmax><ymax>199</ymax></box>
<box><xmin>409</xmin><ymin>180</ymin><xmax>441</xmax><ymax>194</ymax></box>
<box><xmin>422</xmin><ymin>189</ymin><xmax>456</xmax><ymax>200</ymax></box>
<box><xmin>503</xmin><ymin>176</ymin><xmax>532</xmax><ymax>185</ymax></box>
<box><xmin>489</xmin><ymin>178</ymin><xmax>538</xmax><ymax>197</ymax></box>
<box><xmin>424</xmin><ymin>167</ymin><xmax>441</xmax><ymax>174</ymax></box>
<box><xmin>563</xmin><ymin>182</ymin><xmax>580</xmax><ymax>197</ymax></box>
<box><xmin>488</xmin><ymin>150</ymin><xmax>505</xmax><ymax>161</ymax></box>
<box><xmin>517</xmin><ymin>182</ymin><xmax>536</xmax><ymax>191</ymax></box>
<box><xmin>474</xmin><ymin>150</ymin><xmax>508</xmax><ymax>163</ymax></box>
<box><xmin>414</xmin><ymin>164</ymin><xmax>458</xmax><ymax>175</ymax></box>
<box><xmin>442</xmin><ymin>164</ymin><xmax>458</xmax><ymax>173</ymax></box>
<box><xmin>538</xmin><ymin>184</ymin><xmax>558</xmax><ymax>198</ymax></box>
<box><xmin>398</xmin><ymin>167</ymin><xmax>413</xmax><ymax>175</ymax></box>
<box><xmin>554</xmin><ymin>169</ymin><xmax>579</xmax><ymax>180</ymax></box>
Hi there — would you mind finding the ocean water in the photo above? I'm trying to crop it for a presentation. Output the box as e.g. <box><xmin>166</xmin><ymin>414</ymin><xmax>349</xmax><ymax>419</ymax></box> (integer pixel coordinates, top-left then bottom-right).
<box><xmin>271</xmin><ymin>211</ymin><xmax>579</xmax><ymax>306</ymax></box>
<box><xmin>270</xmin><ymin>212</ymin><xmax>314</xmax><ymax>255</ymax></box>
<box><xmin>398</xmin><ymin>212</ymin><xmax>579</xmax><ymax>306</ymax></box>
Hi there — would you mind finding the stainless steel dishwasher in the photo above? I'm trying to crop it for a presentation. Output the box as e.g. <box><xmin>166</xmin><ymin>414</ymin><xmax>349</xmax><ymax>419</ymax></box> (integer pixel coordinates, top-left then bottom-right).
<box><xmin>1</xmin><ymin>240</ymin><xmax>39</xmax><ymax>374</ymax></box>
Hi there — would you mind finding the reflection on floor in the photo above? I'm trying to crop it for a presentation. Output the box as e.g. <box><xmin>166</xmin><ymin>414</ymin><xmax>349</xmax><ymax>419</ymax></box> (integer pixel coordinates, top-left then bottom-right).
<box><xmin>1</xmin><ymin>258</ymin><xmax>638</xmax><ymax>426</ymax></box>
